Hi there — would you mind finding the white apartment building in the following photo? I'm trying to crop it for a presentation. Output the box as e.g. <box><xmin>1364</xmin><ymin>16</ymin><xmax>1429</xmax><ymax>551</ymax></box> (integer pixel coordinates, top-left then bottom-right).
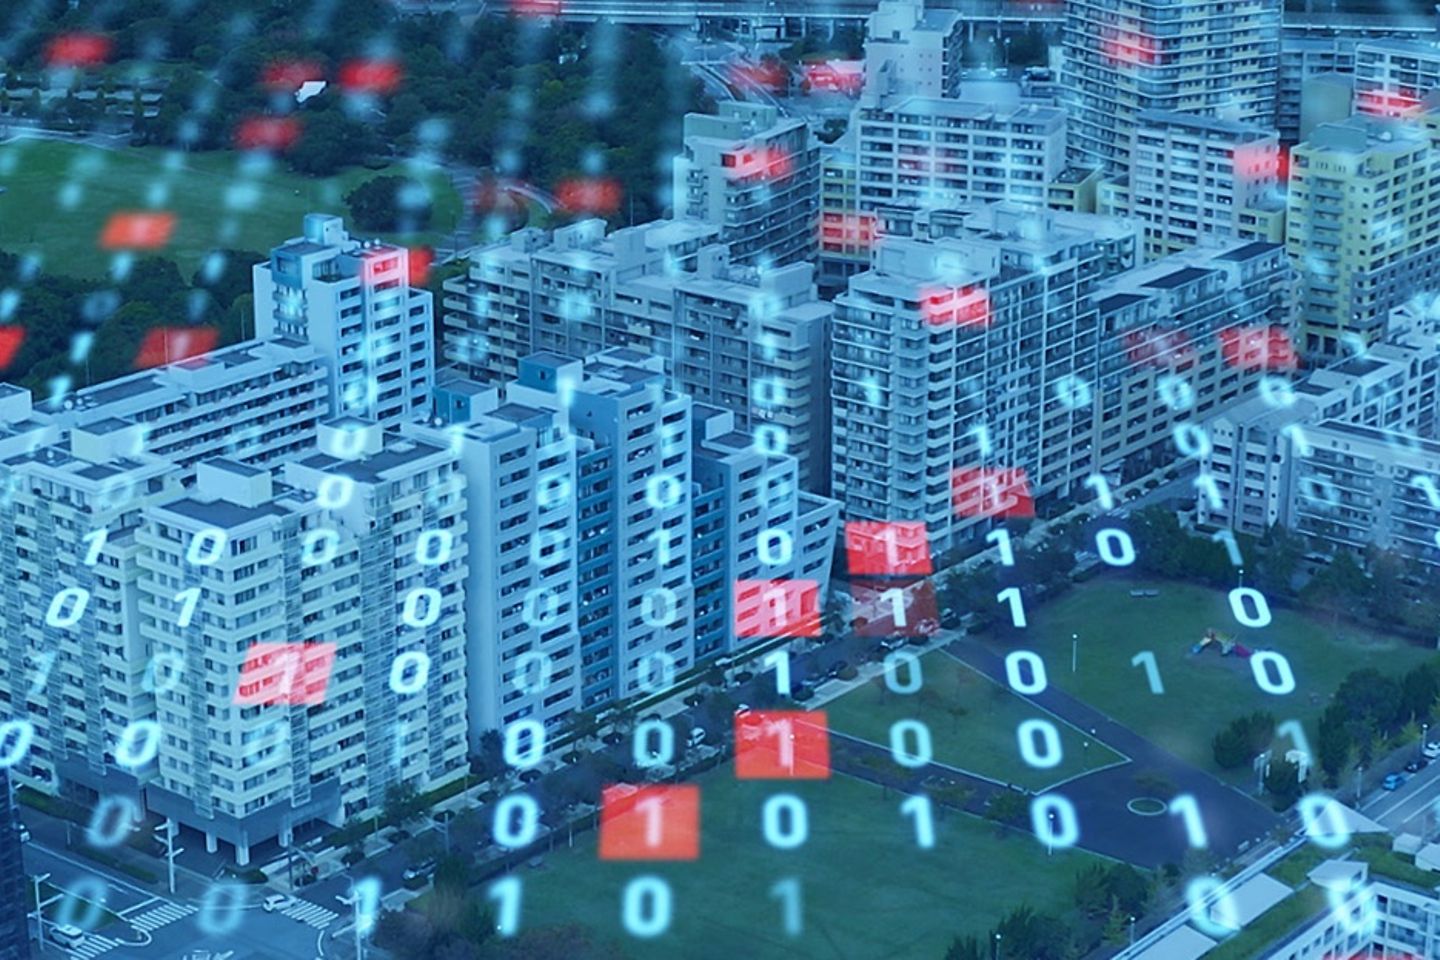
<box><xmin>1278</xmin><ymin>11</ymin><xmax>1439</xmax><ymax>142</ymax></box>
<box><xmin>507</xmin><ymin>351</ymin><xmax>697</xmax><ymax>705</ymax></box>
<box><xmin>1261</xmin><ymin>859</ymin><xmax>1440</xmax><ymax>960</ymax></box>
<box><xmin>851</xmin><ymin>97</ymin><xmax>1067</xmax><ymax>211</ymax></box>
<box><xmin>253</xmin><ymin>214</ymin><xmax>434</xmax><ymax>428</ymax></box>
<box><xmin>834</xmin><ymin>203</ymin><xmax>1295</xmax><ymax>556</ymax></box>
<box><xmin>442</xmin><ymin>219</ymin><xmax>834</xmax><ymax>493</ymax></box>
<box><xmin>690</xmin><ymin>406</ymin><xmax>840</xmax><ymax>660</ymax></box>
<box><xmin>861</xmin><ymin>0</ymin><xmax>965</xmax><ymax>102</ymax></box>
<box><xmin>0</xmin><ymin>406</ymin><xmax>181</xmax><ymax>803</ymax></box>
<box><xmin>1062</xmin><ymin>0</ymin><xmax>1282</xmax><ymax>176</ymax></box>
<box><xmin>1354</xmin><ymin>38</ymin><xmax>1440</xmax><ymax>117</ymax></box>
<box><xmin>673</xmin><ymin>101</ymin><xmax>821</xmax><ymax>268</ymax></box>
<box><xmin>1198</xmin><ymin>298</ymin><xmax>1440</xmax><ymax>536</ymax></box>
<box><xmin>31</xmin><ymin>338</ymin><xmax>330</xmax><ymax>480</ymax></box>
<box><xmin>831</xmin><ymin>205</ymin><xmax>1138</xmax><ymax>555</ymax></box>
<box><xmin>140</xmin><ymin>423</ymin><xmax>469</xmax><ymax>865</ymax></box>
<box><xmin>1102</xmin><ymin>110</ymin><xmax>1286</xmax><ymax>260</ymax></box>
<box><xmin>422</xmin><ymin>397</ymin><xmax>584</xmax><ymax>740</ymax></box>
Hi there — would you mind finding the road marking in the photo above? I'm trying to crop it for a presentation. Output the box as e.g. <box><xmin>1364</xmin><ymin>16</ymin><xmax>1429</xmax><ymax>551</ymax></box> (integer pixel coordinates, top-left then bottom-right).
<box><xmin>64</xmin><ymin>933</ymin><xmax>119</xmax><ymax>960</ymax></box>
<box><xmin>282</xmin><ymin>899</ymin><xmax>340</xmax><ymax>930</ymax></box>
<box><xmin>127</xmin><ymin>901</ymin><xmax>197</xmax><ymax>933</ymax></box>
<box><xmin>117</xmin><ymin>897</ymin><xmax>162</xmax><ymax>917</ymax></box>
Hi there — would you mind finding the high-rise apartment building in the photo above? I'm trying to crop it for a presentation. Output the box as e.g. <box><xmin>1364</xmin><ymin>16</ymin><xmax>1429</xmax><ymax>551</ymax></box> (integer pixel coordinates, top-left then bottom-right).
<box><xmin>1062</xmin><ymin>0</ymin><xmax>1282</xmax><ymax>176</ymax></box>
<box><xmin>673</xmin><ymin>102</ymin><xmax>820</xmax><ymax>268</ymax></box>
<box><xmin>1287</xmin><ymin>113</ymin><xmax>1440</xmax><ymax>358</ymax></box>
<box><xmin>253</xmin><ymin>214</ymin><xmax>434</xmax><ymax>428</ymax></box>
<box><xmin>442</xmin><ymin>219</ymin><xmax>834</xmax><ymax>492</ymax></box>
<box><xmin>507</xmin><ymin>351</ymin><xmax>696</xmax><ymax>706</ymax></box>
<box><xmin>834</xmin><ymin>204</ymin><xmax>1294</xmax><ymax>555</ymax></box>
<box><xmin>1102</xmin><ymin>110</ymin><xmax>1286</xmax><ymax>260</ymax></box>
<box><xmin>1198</xmin><ymin>299</ymin><xmax>1440</xmax><ymax>540</ymax></box>
<box><xmin>427</xmin><ymin>396</ymin><xmax>584</xmax><ymax>739</ymax></box>
<box><xmin>1354</xmin><ymin>39</ymin><xmax>1440</xmax><ymax>116</ymax></box>
<box><xmin>861</xmin><ymin>0</ymin><xmax>965</xmax><ymax>102</ymax></box>
<box><xmin>0</xmin><ymin>773</ymin><xmax>26</xmax><ymax>960</ymax></box>
<box><xmin>140</xmin><ymin>424</ymin><xmax>469</xmax><ymax>865</ymax></box>
<box><xmin>31</xmin><ymin>338</ymin><xmax>330</xmax><ymax>481</ymax></box>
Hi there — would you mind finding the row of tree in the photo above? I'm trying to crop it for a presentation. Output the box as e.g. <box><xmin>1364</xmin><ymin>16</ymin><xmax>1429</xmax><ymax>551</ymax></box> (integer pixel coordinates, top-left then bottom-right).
<box><xmin>0</xmin><ymin>249</ymin><xmax>262</xmax><ymax>392</ymax></box>
<box><xmin>942</xmin><ymin>863</ymin><xmax>1151</xmax><ymax>959</ymax></box>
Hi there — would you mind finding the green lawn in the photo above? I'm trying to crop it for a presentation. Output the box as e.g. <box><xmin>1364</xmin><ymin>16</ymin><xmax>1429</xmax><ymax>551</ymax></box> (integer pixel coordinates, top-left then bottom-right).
<box><xmin>515</xmin><ymin>772</ymin><xmax>1100</xmax><ymax>960</ymax></box>
<box><xmin>0</xmin><ymin>139</ymin><xmax>465</xmax><ymax>278</ymax></box>
<box><xmin>827</xmin><ymin>650</ymin><xmax>1127</xmax><ymax>791</ymax></box>
<box><xmin>1021</xmin><ymin>578</ymin><xmax>1437</xmax><ymax>782</ymax></box>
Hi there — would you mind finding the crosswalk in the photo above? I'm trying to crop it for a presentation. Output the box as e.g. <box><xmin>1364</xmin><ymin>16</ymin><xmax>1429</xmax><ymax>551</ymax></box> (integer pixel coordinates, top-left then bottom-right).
<box><xmin>126</xmin><ymin>901</ymin><xmax>197</xmax><ymax>933</ymax></box>
<box><xmin>281</xmin><ymin>899</ymin><xmax>338</xmax><ymax>929</ymax></box>
<box><xmin>62</xmin><ymin>932</ymin><xmax>120</xmax><ymax>960</ymax></box>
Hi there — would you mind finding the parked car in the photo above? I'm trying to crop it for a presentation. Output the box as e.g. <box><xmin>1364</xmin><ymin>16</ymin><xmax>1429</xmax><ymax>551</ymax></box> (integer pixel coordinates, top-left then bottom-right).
<box><xmin>734</xmin><ymin>703</ymin><xmax>752</xmax><ymax>716</ymax></box>
<box><xmin>402</xmin><ymin>859</ymin><xmax>438</xmax><ymax>883</ymax></box>
<box><xmin>50</xmin><ymin>924</ymin><xmax>86</xmax><ymax>948</ymax></box>
<box><xmin>686</xmin><ymin>727</ymin><xmax>706</xmax><ymax>748</ymax></box>
<box><xmin>263</xmin><ymin>894</ymin><xmax>294</xmax><ymax>913</ymax></box>
<box><xmin>1423</xmin><ymin>741</ymin><xmax>1440</xmax><ymax>760</ymax></box>
<box><xmin>15</xmin><ymin>824</ymin><xmax>29</xmax><ymax>844</ymax></box>
<box><xmin>826</xmin><ymin>660</ymin><xmax>848</xmax><ymax>679</ymax></box>
<box><xmin>1406</xmin><ymin>758</ymin><xmax>1429</xmax><ymax>773</ymax></box>
<box><xmin>792</xmin><ymin>685</ymin><xmax>816</xmax><ymax>703</ymax></box>
<box><xmin>1384</xmin><ymin>772</ymin><xmax>1408</xmax><ymax>790</ymax></box>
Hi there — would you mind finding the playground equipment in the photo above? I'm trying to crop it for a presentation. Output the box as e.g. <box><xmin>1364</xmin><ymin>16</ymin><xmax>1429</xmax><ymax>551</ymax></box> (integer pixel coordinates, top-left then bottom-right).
<box><xmin>1192</xmin><ymin>628</ymin><xmax>1253</xmax><ymax>658</ymax></box>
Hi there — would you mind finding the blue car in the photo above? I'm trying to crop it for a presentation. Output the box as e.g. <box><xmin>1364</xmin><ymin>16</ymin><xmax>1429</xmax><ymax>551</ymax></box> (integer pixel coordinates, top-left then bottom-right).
<box><xmin>1383</xmin><ymin>772</ymin><xmax>1407</xmax><ymax>790</ymax></box>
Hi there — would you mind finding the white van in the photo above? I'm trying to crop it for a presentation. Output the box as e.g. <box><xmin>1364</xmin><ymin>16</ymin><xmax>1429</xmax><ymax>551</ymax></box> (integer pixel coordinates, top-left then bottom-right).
<box><xmin>51</xmin><ymin>923</ymin><xmax>86</xmax><ymax>948</ymax></box>
<box><xmin>687</xmin><ymin>727</ymin><xmax>706</xmax><ymax>748</ymax></box>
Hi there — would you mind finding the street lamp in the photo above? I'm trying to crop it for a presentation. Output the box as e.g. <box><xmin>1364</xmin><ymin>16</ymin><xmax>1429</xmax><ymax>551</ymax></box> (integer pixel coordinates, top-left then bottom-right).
<box><xmin>1129</xmin><ymin>915</ymin><xmax>1137</xmax><ymax>945</ymax></box>
<box><xmin>1071</xmin><ymin>632</ymin><xmax>1078</xmax><ymax>673</ymax></box>
<box><xmin>1422</xmin><ymin>722</ymin><xmax>1430</xmax><ymax>760</ymax></box>
<box><xmin>1355</xmin><ymin>764</ymin><xmax>1364</xmax><ymax>804</ymax></box>
<box><xmin>153</xmin><ymin>818</ymin><xmax>181</xmax><ymax>894</ymax></box>
<box><xmin>993</xmin><ymin>932</ymin><xmax>1002</xmax><ymax>960</ymax></box>
<box><xmin>434</xmin><ymin>811</ymin><xmax>452</xmax><ymax>854</ymax></box>
<box><xmin>32</xmin><ymin>872</ymin><xmax>50</xmax><ymax>947</ymax></box>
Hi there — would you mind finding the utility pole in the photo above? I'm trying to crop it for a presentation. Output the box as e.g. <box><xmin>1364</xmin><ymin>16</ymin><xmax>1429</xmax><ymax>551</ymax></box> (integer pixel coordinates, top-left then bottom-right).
<box><xmin>32</xmin><ymin>872</ymin><xmax>50</xmax><ymax>947</ymax></box>
<box><xmin>153</xmin><ymin>819</ymin><xmax>181</xmax><ymax>895</ymax></box>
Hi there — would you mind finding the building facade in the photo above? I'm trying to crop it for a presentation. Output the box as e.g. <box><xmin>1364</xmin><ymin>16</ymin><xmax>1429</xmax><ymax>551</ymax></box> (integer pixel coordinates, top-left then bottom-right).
<box><xmin>673</xmin><ymin>102</ymin><xmax>821</xmax><ymax>268</ymax></box>
<box><xmin>253</xmin><ymin>214</ymin><xmax>434</xmax><ymax>428</ymax></box>
<box><xmin>1287</xmin><ymin>113</ymin><xmax>1440</xmax><ymax>358</ymax></box>
<box><xmin>1062</xmin><ymin>0</ymin><xmax>1282</xmax><ymax>176</ymax></box>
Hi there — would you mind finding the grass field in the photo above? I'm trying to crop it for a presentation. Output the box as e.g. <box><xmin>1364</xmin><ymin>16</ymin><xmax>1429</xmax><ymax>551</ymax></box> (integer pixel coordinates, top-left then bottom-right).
<box><xmin>1019</xmin><ymin>577</ymin><xmax>1437</xmax><ymax>782</ymax></box>
<box><xmin>516</xmin><ymin>772</ymin><xmax>1099</xmax><ymax>960</ymax></box>
<box><xmin>0</xmin><ymin>138</ymin><xmax>465</xmax><ymax>279</ymax></box>
<box><xmin>826</xmin><ymin>650</ymin><xmax>1127</xmax><ymax>791</ymax></box>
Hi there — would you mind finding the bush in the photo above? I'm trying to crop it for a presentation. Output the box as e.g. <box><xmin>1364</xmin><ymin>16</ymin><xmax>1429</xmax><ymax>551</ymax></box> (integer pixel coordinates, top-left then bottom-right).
<box><xmin>345</xmin><ymin>175</ymin><xmax>433</xmax><ymax>232</ymax></box>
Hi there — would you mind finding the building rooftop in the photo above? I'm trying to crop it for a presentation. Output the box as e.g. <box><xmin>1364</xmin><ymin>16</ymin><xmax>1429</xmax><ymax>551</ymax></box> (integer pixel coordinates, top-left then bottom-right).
<box><xmin>1144</xmin><ymin>266</ymin><xmax>1215</xmax><ymax>290</ymax></box>
<box><xmin>1213</xmin><ymin>240</ymin><xmax>1281</xmax><ymax>263</ymax></box>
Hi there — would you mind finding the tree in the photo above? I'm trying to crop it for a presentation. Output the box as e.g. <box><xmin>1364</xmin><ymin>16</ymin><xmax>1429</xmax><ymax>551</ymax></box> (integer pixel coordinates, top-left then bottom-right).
<box><xmin>994</xmin><ymin>906</ymin><xmax>1072</xmax><ymax>960</ymax></box>
<box><xmin>288</xmin><ymin>105</ymin><xmax>380</xmax><ymax>176</ymax></box>
<box><xmin>1264</xmin><ymin>757</ymin><xmax>1305</xmax><ymax>809</ymax></box>
<box><xmin>1333</xmin><ymin>668</ymin><xmax>1404</xmax><ymax>739</ymax></box>
<box><xmin>346</xmin><ymin>175</ymin><xmax>434</xmax><ymax>232</ymax></box>
<box><xmin>944</xmin><ymin>935</ymin><xmax>986</xmax><ymax>960</ymax></box>
<box><xmin>1367</xmin><ymin>548</ymin><xmax>1407</xmax><ymax>624</ymax></box>
<box><xmin>491</xmin><ymin>923</ymin><xmax>625</xmax><ymax>960</ymax></box>
<box><xmin>1317</xmin><ymin>704</ymin><xmax>1352</xmax><ymax>785</ymax></box>
<box><xmin>1401</xmin><ymin>661</ymin><xmax>1440</xmax><ymax>725</ymax></box>
<box><xmin>984</xmin><ymin>790</ymin><xmax>1028</xmax><ymax>828</ymax></box>
<box><xmin>1212</xmin><ymin>712</ymin><xmax>1275</xmax><ymax>770</ymax></box>
<box><xmin>383</xmin><ymin>782</ymin><xmax>425</xmax><ymax>826</ymax></box>
<box><xmin>1254</xmin><ymin>524</ymin><xmax>1303</xmax><ymax>597</ymax></box>
<box><xmin>1130</xmin><ymin>506</ymin><xmax>1189</xmax><ymax>578</ymax></box>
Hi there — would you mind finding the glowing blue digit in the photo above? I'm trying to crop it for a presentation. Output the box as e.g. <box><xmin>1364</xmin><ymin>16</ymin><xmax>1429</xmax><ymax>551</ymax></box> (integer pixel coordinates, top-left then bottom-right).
<box><xmin>888</xmin><ymin>720</ymin><xmax>933</xmax><ymax>769</ymax></box>
<box><xmin>493</xmin><ymin>795</ymin><xmax>539</xmax><ymax>848</ymax></box>
<box><xmin>622</xmin><ymin>876</ymin><xmax>672</xmax><ymax>938</ymax></box>
<box><xmin>503</xmin><ymin>720</ymin><xmax>545</xmax><ymax>769</ymax></box>
<box><xmin>1016</xmin><ymin>719</ymin><xmax>1062</xmax><ymax>769</ymax></box>
<box><xmin>1029</xmin><ymin>794</ymin><xmax>1078</xmax><ymax>849</ymax></box>
<box><xmin>1173</xmin><ymin>422</ymin><xmax>1212</xmax><ymax>458</ymax></box>
<box><xmin>488</xmin><ymin>877</ymin><xmax>522</xmax><ymax>937</ymax></box>
<box><xmin>1004</xmin><ymin>651</ymin><xmax>1047</xmax><ymax>694</ymax></box>
<box><xmin>388</xmin><ymin>651</ymin><xmax>431</xmax><ymax>694</ymax></box>
<box><xmin>1095</xmin><ymin>528</ymin><xmax>1135</xmax><ymax>566</ymax></box>
<box><xmin>46</xmin><ymin>587</ymin><xmax>90</xmax><ymax>627</ymax></box>
<box><xmin>0</xmin><ymin>719</ymin><xmax>36</xmax><ymax>767</ymax></box>
<box><xmin>85</xmin><ymin>795</ymin><xmax>141</xmax><ymax>848</ymax></box>
<box><xmin>1250</xmin><ymin>651</ymin><xmax>1296</xmax><ymax>695</ymax></box>
<box><xmin>1186</xmin><ymin>877</ymin><xmax>1239</xmax><ymax>937</ymax></box>
<box><xmin>1228</xmin><ymin>587</ymin><xmax>1272</xmax><ymax>628</ymax></box>
<box><xmin>196</xmin><ymin>882</ymin><xmax>245</xmax><ymax>934</ymax></box>
<box><xmin>414</xmin><ymin>530</ymin><xmax>453</xmax><ymax>565</ymax></box>
<box><xmin>114</xmin><ymin>720</ymin><xmax>161</xmax><ymax>768</ymax></box>
<box><xmin>402</xmin><ymin>587</ymin><xmax>443</xmax><ymax>628</ymax></box>
<box><xmin>633</xmin><ymin>720</ymin><xmax>674</xmax><ymax>769</ymax></box>
<box><xmin>758</xmin><ymin>528</ymin><xmax>793</xmax><ymax>566</ymax></box>
<box><xmin>883</xmin><ymin>651</ymin><xmax>923</xmax><ymax>694</ymax></box>
<box><xmin>1299</xmin><ymin>793</ymin><xmax>1351</xmax><ymax>849</ymax></box>
<box><xmin>185</xmin><ymin>527</ymin><xmax>227</xmax><ymax>566</ymax></box>
<box><xmin>762</xmin><ymin>794</ymin><xmax>809</xmax><ymax>850</ymax></box>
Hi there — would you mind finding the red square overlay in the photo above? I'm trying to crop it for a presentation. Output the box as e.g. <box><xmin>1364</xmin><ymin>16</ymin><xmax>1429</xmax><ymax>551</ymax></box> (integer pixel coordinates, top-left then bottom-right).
<box><xmin>851</xmin><ymin>579</ymin><xmax>940</xmax><ymax>638</ymax></box>
<box><xmin>234</xmin><ymin>116</ymin><xmax>301</xmax><ymax>152</ymax></box>
<box><xmin>597</xmin><ymin>784</ymin><xmax>700</xmax><ymax>861</ymax></box>
<box><xmin>233</xmin><ymin>642</ymin><xmax>337</xmax><ymax>706</ymax></box>
<box><xmin>99</xmin><ymin>212</ymin><xmax>176</xmax><ymax>251</ymax></box>
<box><xmin>45</xmin><ymin>33</ymin><xmax>112</xmax><ymax>68</ymax></box>
<box><xmin>555</xmin><ymin>178</ymin><xmax>623</xmax><ymax>215</ymax></box>
<box><xmin>1218</xmin><ymin>325</ymin><xmax>1298</xmax><ymax>371</ymax></box>
<box><xmin>0</xmin><ymin>328</ymin><xmax>24</xmax><ymax>370</ymax></box>
<box><xmin>338</xmin><ymin>60</ymin><xmax>403</xmax><ymax>95</ymax></box>
<box><xmin>845</xmin><ymin>521</ymin><xmax>932</xmax><ymax>576</ymax></box>
<box><xmin>735</xmin><ymin>710</ymin><xmax>830</xmax><ymax>779</ymax></box>
<box><xmin>134</xmin><ymin>327</ymin><xmax>219</xmax><ymax>370</ymax></box>
<box><xmin>920</xmin><ymin>284</ymin><xmax>990</xmax><ymax>329</ymax></box>
<box><xmin>951</xmin><ymin>467</ymin><xmax>1034</xmax><ymax>520</ymax></box>
<box><xmin>1122</xmin><ymin>326</ymin><xmax>1196</xmax><ymax>368</ymax></box>
<box><xmin>734</xmin><ymin>579</ymin><xmax>820</xmax><ymax>639</ymax></box>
